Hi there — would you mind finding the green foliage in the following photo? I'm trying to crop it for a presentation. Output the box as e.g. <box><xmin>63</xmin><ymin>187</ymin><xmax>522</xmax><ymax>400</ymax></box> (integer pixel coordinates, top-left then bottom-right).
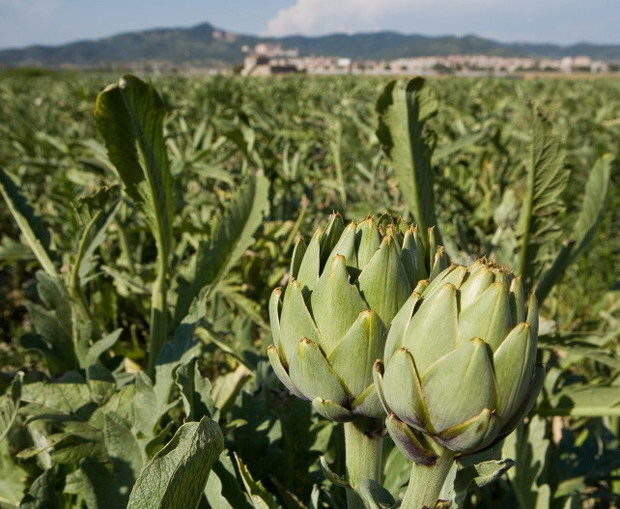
<box><xmin>0</xmin><ymin>73</ymin><xmax>617</xmax><ymax>508</ymax></box>
<box><xmin>376</xmin><ymin>78</ymin><xmax>438</xmax><ymax>244</ymax></box>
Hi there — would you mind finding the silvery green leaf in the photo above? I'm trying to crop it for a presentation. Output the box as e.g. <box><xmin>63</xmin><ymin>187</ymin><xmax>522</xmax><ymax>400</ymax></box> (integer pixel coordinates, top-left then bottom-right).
<box><xmin>0</xmin><ymin>167</ymin><xmax>57</xmax><ymax>277</ymax></box>
<box><xmin>234</xmin><ymin>453</ymin><xmax>279</xmax><ymax>509</ymax></box>
<box><xmin>319</xmin><ymin>456</ymin><xmax>350</xmax><ymax>487</ymax></box>
<box><xmin>175</xmin><ymin>358</ymin><xmax>217</xmax><ymax>421</ymax></box>
<box><xmin>85</xmin><ymin>329</ymin><xmax>122</xmax><ymax>368</ymax></box>
<box><xmin>127</xmin><ymin>417</ymin><xmax>223</xmax><ymax>509</ymax></box>
<box><xmin>453</xmin><ymin>459</ymin><xmax>514</xmax><ymax>506</ymax></box>
<box><xmin>204</xmin><ymin>453</ymin><xmax>252</xmax><ymax>509</ymax></box>
<box><xmin>19</xmin><ymin>469</ymin><xmax>59</xmax><ymax>509</ymax></box>
<box><xmin>376</xmin><ymin>78</ymin><xmax>438</xmax><ymax>245</ymax></box>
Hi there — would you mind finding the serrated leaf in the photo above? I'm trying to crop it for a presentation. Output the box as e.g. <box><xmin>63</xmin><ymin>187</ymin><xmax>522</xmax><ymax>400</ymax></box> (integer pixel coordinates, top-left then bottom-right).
<box><xmin>73</xmin><ymin>186</ymin><xmax>121</xmax><ymax>284</ymax></box>
<box><xmin>376</xmin><ymin>78</ymin><xmax>438</xmax><ymax>245</ymax></box>
<box><xmin>0</xmin><ymin>166</ymin><xmax>57</xmax><ymax>277</ymax></box>
<box><xmin>517</xmin><ymin>108</ymin><xmax>569</xmax><ymax>286</ymax></box>
<box><xmin>174</xmin><ymin>173</ymin><xmax>269</xmax><ymax>324</ymax></box>
<box><xmin>536</xmin><ymin>153</ymin><xmax>613</xmax><ymax>302</ymax></box>
<box><xmin>127</xmin><ymin>417</ymin><xmax>223</xmax><ymax>509</ymax></box>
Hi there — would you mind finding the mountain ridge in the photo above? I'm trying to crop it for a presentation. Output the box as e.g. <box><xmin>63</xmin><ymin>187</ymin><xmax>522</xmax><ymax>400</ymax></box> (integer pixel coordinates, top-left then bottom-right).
<box><xmin>1</xmin><ymin>21</ymin><xmax>620</xmax><ymax>68</ymax></box>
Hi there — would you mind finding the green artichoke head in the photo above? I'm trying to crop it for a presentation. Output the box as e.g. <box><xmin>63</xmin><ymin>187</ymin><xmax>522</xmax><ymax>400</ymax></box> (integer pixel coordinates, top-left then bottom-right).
<box><xmin>268</xmin><ymin>214</ymin><xmax>447</xmax><ymax>422</ymax></box>
<box><xmin>374</xmin><ymin>260</ymin><xmax>544</xmax><ymax>461</ymax></box>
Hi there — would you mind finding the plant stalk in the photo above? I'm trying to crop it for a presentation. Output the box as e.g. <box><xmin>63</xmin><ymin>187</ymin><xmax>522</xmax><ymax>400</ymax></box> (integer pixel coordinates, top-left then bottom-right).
<box><xmin>148</xmin><ymin>255</ymin><xmax>168</xmax><ymax>377</ymax></box>
<box><xmin>344</xmin><ymin>419</ymin><xmax>383</xmax><ymax>509</ymax></box>
<box><xmin>401</xmin><ymin>447</ymin><xmax>455</xmax><ymax>509</ymax></box>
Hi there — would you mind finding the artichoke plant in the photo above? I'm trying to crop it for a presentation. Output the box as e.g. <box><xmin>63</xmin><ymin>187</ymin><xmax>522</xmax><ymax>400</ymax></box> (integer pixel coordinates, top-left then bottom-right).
<box><xmin>268</xmin><ymin>213</ymin><xmax>447</xmax><ymax>421</ymax></box>
<box><xmin>374</xmin><ymin>260</ymin><xmax>544</xmax><ymax>507</ymax></box>
<box><xmin>268</xmin><ymin>214</ymin><xmax>447</xmax><ymax>502</ymax></box>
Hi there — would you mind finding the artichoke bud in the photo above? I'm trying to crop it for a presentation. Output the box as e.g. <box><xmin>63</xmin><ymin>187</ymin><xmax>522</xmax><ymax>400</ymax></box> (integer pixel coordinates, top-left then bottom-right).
<box><xmin>377</xmin><ymin>259</ymin><xmax>543</xmax><ymax>456</ymax></box>
<box><xmin>269</xmin><ymin>215</ymin><xmax>445</xmax><ymax>421</ymax></box>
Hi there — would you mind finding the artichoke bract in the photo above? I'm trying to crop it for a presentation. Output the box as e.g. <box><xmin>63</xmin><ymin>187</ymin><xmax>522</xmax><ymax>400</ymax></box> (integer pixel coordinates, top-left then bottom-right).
<box><xmin>268</xmin><ymin>214</ymin><xmax>447</xmax><ymax>421</ymax></box>
<box><xmin>374</xmin><ymin>260</ymin><xmax>544</xmax><ymax>462</ymax></box>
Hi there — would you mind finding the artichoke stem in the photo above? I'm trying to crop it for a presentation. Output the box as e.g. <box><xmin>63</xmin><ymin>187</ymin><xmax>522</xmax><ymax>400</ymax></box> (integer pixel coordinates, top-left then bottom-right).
<box><xmin>401</xmin><ymin>447</ymin><xmax>455</xmax><ymax>509</ymax></box>
<box><xmin>344</xmin><ymin>419</ymin><xmax>383</xmax><ymax>509</ymax></box>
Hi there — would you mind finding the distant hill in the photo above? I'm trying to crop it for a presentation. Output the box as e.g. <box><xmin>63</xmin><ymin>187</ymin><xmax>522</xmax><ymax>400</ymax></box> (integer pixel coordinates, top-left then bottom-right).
<box><xmin>1</xmin><ymin>22</ymin><xmax>619</xmax><ymax>69</ymax></box>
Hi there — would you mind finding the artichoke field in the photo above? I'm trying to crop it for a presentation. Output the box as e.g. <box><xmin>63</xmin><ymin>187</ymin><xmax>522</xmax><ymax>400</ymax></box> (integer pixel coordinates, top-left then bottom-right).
<box><xmin>0</xmin><ymin>72</ymin><xmax>617</xmax><ymax>509</ymax></box>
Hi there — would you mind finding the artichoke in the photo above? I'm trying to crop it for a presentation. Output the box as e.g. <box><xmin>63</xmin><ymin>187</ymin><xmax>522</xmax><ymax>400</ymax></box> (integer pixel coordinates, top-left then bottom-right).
<box><xmin>268</xmin><ymin>214</ymin><xmax>447</xmax><ymax>421</ymax></box>
<box><xmin>374</xmin><ymin>260</ymin><xmax>544</xmax><ymax>462</ymax></box>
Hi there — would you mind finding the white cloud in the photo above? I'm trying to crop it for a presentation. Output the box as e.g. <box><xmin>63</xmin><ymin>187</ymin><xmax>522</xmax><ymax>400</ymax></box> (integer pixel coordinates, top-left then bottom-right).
<box><xmin>264</xmin><ymin>0</ymin><xmax>412</xmax><ymax>36</ymax></box>
<box><xmin>261</xmin><ymin>0</ymin><xmax>620</xmax><ymax>44</ymax></box>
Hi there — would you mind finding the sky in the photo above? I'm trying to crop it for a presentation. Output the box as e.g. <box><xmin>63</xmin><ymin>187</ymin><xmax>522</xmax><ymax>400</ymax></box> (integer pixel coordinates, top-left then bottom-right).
<box><xmin>0</xmin><ymin>0</ymin><xmax>619</xmax><ymax>50</ymax></box>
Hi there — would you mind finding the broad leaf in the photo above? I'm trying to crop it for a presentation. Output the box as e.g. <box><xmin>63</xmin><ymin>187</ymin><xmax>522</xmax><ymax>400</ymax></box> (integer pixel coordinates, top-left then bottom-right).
<box><xmin>127</xmin><ymin>417</ymin><xmax>223</xmax><ymax>509</ymax></box>
<box><xmin>94</xmin><ymin>75</ymin><xmax>174</xmax><ymax>262</ymax></box>
<box><xmin>376</xmin><ymin>78</ymin><xmax>438</xmax><ymax>245</ymax></box>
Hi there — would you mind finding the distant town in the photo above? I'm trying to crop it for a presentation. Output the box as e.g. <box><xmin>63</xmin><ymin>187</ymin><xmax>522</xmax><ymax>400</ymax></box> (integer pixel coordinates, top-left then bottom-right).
<box><xmin>241</xmin><ymin>43</ymin><xmax>616</xmax><ymax>77</ymax></box>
